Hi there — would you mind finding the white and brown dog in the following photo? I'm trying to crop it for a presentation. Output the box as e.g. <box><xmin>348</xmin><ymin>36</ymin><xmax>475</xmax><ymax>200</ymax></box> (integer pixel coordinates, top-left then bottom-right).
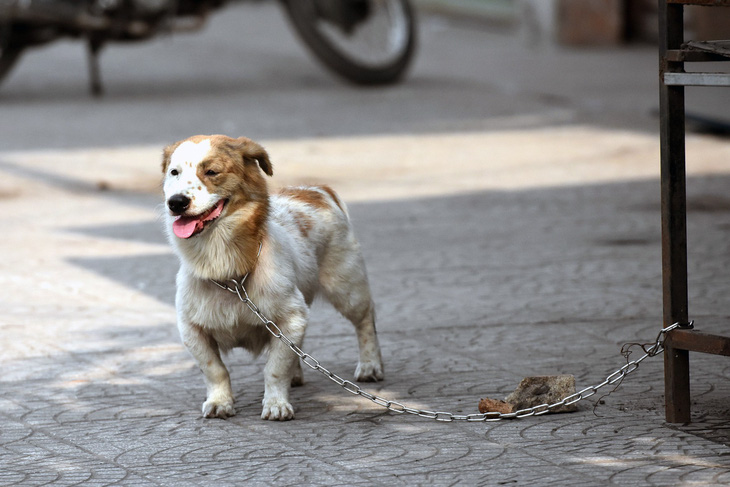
<box><xmin>161</xmin><ymin>134</ymin><xmax>383</xmax><ymax>421</ymax></box>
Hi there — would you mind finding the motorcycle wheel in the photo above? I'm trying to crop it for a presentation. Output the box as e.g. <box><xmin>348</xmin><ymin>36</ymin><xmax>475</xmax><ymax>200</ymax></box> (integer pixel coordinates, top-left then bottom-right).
<box><xmin>280</xmin><ymin>0</ymin><xmax>416</xmax><ymax>85</ymax></box>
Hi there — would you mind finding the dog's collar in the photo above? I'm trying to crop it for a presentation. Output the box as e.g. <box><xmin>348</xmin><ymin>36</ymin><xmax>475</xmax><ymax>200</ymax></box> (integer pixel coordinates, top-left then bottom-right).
<box><xmin>210</xmin><ymin>241</ymin><xmax>263</xmax><ymax>293</ymax></box>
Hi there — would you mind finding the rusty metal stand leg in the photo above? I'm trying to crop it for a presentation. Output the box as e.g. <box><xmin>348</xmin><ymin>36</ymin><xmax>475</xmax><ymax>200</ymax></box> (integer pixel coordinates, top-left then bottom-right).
<box><xmin>659</xmin><ymin>1</ymin><xmax>691</xmax><ymax>423</ymax></box>
<box><xmin>664</xmin><ymin>347</ymin><xmax>690</xmax><ymax>422</ymax></box>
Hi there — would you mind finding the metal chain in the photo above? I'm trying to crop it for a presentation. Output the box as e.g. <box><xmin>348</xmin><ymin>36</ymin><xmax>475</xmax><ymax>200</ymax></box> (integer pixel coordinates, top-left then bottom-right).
<box><xmin>212</xmin><ymin>275</ymin><xmax>685</xmax><ymax>422</ymax></box>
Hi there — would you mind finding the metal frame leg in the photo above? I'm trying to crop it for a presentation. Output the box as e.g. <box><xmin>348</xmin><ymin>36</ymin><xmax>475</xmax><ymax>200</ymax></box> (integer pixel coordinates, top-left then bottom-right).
<box><xmin>659</xmin><ymin>1</ymin><xmax>691</xmax><ymax>423</ymax></box>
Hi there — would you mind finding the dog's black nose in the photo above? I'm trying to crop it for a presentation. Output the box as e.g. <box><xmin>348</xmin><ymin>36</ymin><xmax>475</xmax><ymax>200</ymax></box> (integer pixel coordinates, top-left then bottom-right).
<box><xmin>168</xmin><ymin>194</ymin><xmax>191</xmax><ymax>215</ymax></box>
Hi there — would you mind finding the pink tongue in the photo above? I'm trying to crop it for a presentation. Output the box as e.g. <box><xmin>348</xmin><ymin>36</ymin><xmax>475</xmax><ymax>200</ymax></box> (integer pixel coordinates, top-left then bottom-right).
<box><xmin>173</xmin><ymin>216</ymin><xmax>203</xmax><ymax>239</ymax></box>
<box><xmin>172</xmin><ymin>200</ymin><xmax>225</xmax><ymax>239</ymax></box>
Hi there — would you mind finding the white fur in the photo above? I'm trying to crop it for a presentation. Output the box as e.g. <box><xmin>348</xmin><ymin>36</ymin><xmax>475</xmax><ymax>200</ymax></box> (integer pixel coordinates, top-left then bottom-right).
<box><xmin>163</xmin><ymin>139</ymin><xmax>222</xmax><ymax>215</ymax></box>
<box><xmin>163</xmin><ymin>138</ymin><xmax>384</xmax><ymax>421</ymax></box>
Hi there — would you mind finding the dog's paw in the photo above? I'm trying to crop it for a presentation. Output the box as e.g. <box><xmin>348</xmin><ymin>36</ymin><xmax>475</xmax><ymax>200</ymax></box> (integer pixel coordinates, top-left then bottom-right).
<box><xmin>261</xmin><ymin>398</ymin><xmax>295</xmax><ymax>421</ymax></box>
<box><xmin>355</xmin><ymin>360</ymin><xmax>384</xmax><ymax>382</ymax></box>
<box><xmin>202</xmin><ymin>397</ymin><xmax>235</xmax><ymax>419</ymax></box>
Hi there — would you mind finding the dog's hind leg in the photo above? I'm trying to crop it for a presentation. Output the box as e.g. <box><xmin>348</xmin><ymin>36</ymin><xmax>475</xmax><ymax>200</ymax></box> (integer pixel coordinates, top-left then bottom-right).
<box><xmin>349</xmin><ymin>301</ymin><xmax>384</xmax><ymax>382</ymax></box>
<box><xmin>319</xmin><ymin>241</ymin><xmax>384</xmax><ymax>383</ymax></box>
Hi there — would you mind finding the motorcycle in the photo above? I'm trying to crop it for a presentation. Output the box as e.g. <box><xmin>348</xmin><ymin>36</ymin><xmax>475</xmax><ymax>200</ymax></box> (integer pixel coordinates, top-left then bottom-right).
<box><xmin>0</xmin><ymin>0</ymin><xmax>417</xmax><ymax>95</ymax></box>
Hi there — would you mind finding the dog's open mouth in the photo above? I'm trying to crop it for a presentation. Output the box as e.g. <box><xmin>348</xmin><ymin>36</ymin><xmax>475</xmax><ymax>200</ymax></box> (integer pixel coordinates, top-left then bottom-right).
<box><xmin>172</xmin><ymin>199</ymin><xmax>226</xmax><ymax>239</ymax></box>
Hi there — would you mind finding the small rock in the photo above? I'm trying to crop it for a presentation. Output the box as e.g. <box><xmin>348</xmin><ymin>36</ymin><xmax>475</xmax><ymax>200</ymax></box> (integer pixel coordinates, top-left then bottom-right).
<box><xmin>478</xmin><ymin>397</ymin><xmax>513</xmax><ymax>415</ymax></box>
<box><xmin>505</xmin><ymin>375</ymin><xmax>578</xmax><ymax>413</ymax></box>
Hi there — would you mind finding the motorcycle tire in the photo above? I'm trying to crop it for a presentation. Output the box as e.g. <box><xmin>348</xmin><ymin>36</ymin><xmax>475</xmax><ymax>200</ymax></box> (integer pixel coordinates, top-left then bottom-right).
<box><xmin>280</xmin><ymin>0</ymin><xmax>416</xmax><ymax>86</ymax></box>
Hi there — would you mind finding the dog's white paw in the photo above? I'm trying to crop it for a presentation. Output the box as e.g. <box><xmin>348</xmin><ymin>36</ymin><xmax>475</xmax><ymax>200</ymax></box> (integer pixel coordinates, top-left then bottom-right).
<box><xmin>261</xmin><ymin>398</ymin><xmax>295</xmax><ymax>421</ymax></box>
<box><xmin>202</xmin><ymin>397</ymin><xmax>235</xmax><ymax>419</ymax></box>
<box><xmin>355</xmin><ymin>360</ymin><xmax>384</xmax><ymax>382</ymax></box>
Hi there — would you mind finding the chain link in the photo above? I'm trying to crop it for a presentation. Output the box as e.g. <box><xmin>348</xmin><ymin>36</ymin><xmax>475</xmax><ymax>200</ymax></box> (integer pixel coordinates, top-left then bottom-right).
<box><xmin>213</xmin><ymin>274</ymin><xmax>684</xmax><ymax>422</ymax></box>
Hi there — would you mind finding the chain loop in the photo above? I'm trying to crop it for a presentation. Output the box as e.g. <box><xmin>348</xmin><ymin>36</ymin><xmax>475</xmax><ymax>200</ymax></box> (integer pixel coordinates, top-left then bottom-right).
<box><xmin>214</xmin><ymin>273</ymin><xmax>682</xmax><ymax>422</ymax></box>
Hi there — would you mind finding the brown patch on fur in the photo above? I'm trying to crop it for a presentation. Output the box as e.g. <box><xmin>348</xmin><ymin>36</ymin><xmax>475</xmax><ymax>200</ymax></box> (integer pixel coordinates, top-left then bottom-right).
<box><xmin>193</xmin><ymin>136</ymin><xmax>272</xmax><ymax>196</ymax></box>
<box><xmin>279</xmin><ymin>186</ymin><xmax>344</xmax><ymax>214</ymax></box>
<box><xmin>292</xmin><ymin>210</ymin><xmax>314</xmax><ymax>237</ymax></box>
<box><xmin>210</xmin><ymin>134</ymin><xmax>272</xmax><ymax>176</ymax></box>
<box><xmin>212</xmin><ymin>158</ymin><xmax>269</xmax><ymax>276</ymax></box>
<box><xmin>319</xmin><ymin>185</ymin><xmax>345</xmax><ymax>213</ymax></box>
<box><xmin>228</xmin><ymin>199</ymin><xmax>269</xmax><ymax>275</ymax></box>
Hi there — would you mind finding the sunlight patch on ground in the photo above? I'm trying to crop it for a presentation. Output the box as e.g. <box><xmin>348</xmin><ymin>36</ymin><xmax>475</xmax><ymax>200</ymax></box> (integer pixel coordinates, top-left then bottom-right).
<box><xmin>2</xmin><ymin>126</ymin><xmax>728</xmax><ymax>203</ymax></box>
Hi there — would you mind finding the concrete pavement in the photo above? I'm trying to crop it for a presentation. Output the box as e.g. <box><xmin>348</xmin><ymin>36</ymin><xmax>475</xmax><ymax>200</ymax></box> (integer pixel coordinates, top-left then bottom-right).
<box><xmin>1</xmin><ymin>3</ymin><xmax>730</xmax><ymax>485</ymax></box>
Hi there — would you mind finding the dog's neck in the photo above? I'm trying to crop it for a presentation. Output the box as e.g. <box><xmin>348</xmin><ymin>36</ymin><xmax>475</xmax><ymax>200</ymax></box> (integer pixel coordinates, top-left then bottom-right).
<box><xmin>171</xmin><ymin>199</ymin><xmax>269</xmax><ymax>281</ymax></box>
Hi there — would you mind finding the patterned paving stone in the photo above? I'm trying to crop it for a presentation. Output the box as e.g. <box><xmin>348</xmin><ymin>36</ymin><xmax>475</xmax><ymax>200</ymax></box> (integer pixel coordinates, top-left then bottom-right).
<box><xmin>2</xmin><ymin>170</ymin><xmax>730</xmax><ymax>486</ymax></box>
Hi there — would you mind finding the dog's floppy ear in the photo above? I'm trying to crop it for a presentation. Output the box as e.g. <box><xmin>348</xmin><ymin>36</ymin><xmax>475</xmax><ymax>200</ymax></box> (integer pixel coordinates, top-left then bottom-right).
<box><xmin>232</xmin><ymin>136</ymin><xmax>273</xmax><ymax>177</ymax></box>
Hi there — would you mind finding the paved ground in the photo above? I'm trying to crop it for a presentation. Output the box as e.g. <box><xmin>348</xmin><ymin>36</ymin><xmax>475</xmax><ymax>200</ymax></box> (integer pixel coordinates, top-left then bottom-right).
<box><xmin>1</xmin><ymin>3</ymin><xmax>730</xmax><ymax>486</ymax></box>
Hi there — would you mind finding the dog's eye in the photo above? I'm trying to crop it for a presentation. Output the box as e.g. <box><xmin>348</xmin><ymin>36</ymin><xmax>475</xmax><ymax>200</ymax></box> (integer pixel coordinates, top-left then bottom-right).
<box><xmin>205</xmin><ymin>169</ymin><xmax>218</xmax><ymax>177</ymax></box>
<box><xmin>170</xmin><ymin>169</ymin><xmax>179</xmax><ymax>176</ymax></box>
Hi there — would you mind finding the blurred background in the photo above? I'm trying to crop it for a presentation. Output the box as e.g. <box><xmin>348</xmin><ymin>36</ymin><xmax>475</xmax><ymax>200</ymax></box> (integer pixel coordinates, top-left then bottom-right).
<box><xmin>0</xmin><ymin>0</ymin><xmax>728</xmax><ymax>153</ymax></box>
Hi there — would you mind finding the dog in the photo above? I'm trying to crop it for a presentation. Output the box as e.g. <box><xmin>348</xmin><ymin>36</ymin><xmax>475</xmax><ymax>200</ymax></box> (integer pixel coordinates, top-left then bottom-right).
<box><xmin>161</xmin><ymin>134</ymin><xmax>384</xmax><ymax>421</ymax></box>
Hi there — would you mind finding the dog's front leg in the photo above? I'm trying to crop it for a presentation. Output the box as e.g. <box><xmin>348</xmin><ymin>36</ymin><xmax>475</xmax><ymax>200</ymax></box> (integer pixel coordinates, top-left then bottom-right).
<box><xmin>261</xmin><ymin>309</ymin><xmax>307</xmax><ymax>421</ymax></box>
<box><xmin>180</xmin><ymin>322</ymin><xmax>235</xmax><ymax>419</ymax></box>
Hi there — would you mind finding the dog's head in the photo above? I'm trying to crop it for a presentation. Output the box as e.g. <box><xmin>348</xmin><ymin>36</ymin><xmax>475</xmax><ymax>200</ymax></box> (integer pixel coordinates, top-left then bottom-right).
<box><xmin>162</xmin><ymin>135</ymin><xmax>272</xmax><ymax>240</ymax></box>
